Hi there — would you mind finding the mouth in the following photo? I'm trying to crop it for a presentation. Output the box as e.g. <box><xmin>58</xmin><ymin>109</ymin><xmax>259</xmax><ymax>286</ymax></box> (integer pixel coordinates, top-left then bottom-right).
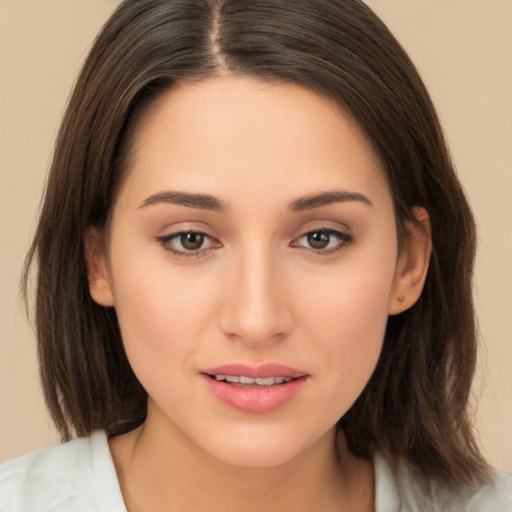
<box><xmin>201</xmin><ymin>363</ymin><xmax>308</xmax><ymax>385</ymax></box>
<box><xmin>205</xmin><ymin>374</ymin><xmax>294</xmax><ymax>387</ymax></box>
<box><xmin>200</xmin><ymin>364</ymin><xmax>309</xmax><ymax>413</ymax></box>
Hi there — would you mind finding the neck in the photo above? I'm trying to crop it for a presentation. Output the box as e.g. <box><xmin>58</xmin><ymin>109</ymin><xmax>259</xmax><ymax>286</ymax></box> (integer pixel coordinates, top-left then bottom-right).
<box><xmin>109</xmin><ymin>410</ymin><xmax>374</xmax><ymax>512</ymax></box>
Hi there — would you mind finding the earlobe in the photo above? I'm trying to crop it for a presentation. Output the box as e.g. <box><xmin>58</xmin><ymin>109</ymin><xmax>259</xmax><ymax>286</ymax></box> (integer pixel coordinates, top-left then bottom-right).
<box><xmin>83</xmin><ymin>227</ymin><xmax>115</xmax><ymax>307</ymax></box>
<box><xmin>388</xmin><ymin>206</ymin><xmax>432</xmax><ymax>315</ymax></box>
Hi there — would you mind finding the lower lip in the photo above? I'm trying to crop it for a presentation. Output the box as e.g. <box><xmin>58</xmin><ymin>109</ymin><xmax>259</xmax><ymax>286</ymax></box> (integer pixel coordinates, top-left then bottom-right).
<box><xmin>201</xmin><ymin>374</ymin><xmax>308</xmax><ymax>414</ymax></box>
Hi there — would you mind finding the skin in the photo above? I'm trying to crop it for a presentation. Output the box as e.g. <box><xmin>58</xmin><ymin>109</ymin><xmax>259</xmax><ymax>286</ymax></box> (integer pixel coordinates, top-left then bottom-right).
<box><xmin>86</xmin><ymin>76</ymin><xmax>431</xmax><ymax>511</ymax></box>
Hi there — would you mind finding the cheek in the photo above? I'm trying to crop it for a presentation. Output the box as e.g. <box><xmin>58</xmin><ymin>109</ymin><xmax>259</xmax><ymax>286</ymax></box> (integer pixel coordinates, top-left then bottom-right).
<box><xmin>107</xmin><ymin>246</ymin><xmax>219</xmax><ymax>387</ymax></box>
<box><xmin>298</xmin><ymin>246</ymin><xmax>395</xmax><ymax>337</ymax></box>
<box><xmin>312</xmin><ymin>284</ymin><xmax>389</xmax><ymax>360</ymax></box>
<box><xmin>296</xmin><ymin>257</ymin><xmax>395</xmax><ymax>412</ymax></box>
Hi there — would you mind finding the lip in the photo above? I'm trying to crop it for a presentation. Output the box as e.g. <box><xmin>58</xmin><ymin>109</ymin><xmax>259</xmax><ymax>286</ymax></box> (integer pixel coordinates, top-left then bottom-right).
<box><xmin>200</xmin><ymin>363</ymin><xmax>309</xmax><ymax>414</ymax></box>
<box><xmin>201</xmin><ymin>363</ymin><xmax>308</xmax><ymax>380</ymax></box>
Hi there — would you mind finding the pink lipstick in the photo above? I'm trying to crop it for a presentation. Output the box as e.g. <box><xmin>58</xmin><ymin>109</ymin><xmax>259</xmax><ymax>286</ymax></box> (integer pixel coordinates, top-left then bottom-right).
<box><xmin>200</xmin><ymin>364</ymin><xmax>309</xmax><ymax>414</ymax></box>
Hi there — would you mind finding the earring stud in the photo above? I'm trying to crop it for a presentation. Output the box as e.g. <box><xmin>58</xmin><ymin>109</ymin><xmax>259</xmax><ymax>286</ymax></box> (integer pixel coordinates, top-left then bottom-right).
<box><xmin>397</xmin><ymin>296</ymin><xmax>405</xmax><ymax>302</ymax></box>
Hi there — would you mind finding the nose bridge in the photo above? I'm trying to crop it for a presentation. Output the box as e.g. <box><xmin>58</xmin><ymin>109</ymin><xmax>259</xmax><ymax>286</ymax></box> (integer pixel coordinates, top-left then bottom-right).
<box><xmin>220</xmin><ymin>240</ymin><xmax>290</xmax><ymax>345</ymax></box>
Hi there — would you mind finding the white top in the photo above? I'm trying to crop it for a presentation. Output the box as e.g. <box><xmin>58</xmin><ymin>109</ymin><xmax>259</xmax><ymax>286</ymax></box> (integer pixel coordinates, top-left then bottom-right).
<box><xmin>1</xmin><ymin>430</ymin><xmax>511</xmax><ymax>511</ymax></box>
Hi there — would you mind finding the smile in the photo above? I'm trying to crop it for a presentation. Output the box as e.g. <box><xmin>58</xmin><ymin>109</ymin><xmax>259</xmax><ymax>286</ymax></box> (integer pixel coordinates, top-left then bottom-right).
<box><xmin>210</xmin><ymin>375</ymin><xmax>293</xmax><ymax>386</ymax></box>
<box><xmin>201</xmin><ymin>364</ymin><xmax>309</xmax><ymax>413</ymax></box>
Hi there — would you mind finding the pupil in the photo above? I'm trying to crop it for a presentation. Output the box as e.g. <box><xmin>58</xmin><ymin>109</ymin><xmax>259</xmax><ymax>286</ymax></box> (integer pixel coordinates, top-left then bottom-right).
<box><xmin>181</xmin><ymin>233</ymin><xmax>204</xmax><ymax>250</ymax></box>
<box><xmin>307</xmin><ymin>231</ymin><xmax>330</xmax><ymax>249</ymax></box>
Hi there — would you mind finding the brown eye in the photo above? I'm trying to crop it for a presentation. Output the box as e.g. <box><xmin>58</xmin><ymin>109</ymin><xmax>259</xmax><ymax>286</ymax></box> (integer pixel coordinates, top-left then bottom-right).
<box><xmin>156</xmin><ymin>230</ymin><xmax>219</xmax><ymax>257</ymax></box>
<box><xmin>180</xmin><ymin>232</ymin><xmax>205</xmax><ymax>251</ymax></box>
<box><xmin>307</xmin><ymin>231</ymin><xmax>331</xmax><ymax>249</ymax></box>
<box><xmin>293</xmin><ymin>228</ymin><xmax>353</xmax><ymax>253</ymax></box>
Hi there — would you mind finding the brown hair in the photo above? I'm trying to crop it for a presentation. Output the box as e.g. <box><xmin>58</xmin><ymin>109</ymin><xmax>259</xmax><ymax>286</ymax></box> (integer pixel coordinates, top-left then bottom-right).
<box><xmin>24</xmin><ymin>0</ymin><xmax>488</xmax><ymax>487</ymax></box>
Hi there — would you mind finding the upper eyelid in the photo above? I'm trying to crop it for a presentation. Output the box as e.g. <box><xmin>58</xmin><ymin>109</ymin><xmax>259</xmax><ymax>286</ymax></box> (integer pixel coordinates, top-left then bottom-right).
<box><xmin>159</xmin><ymin>228</ymin><xmax>211</xmax><ymax>238</ymax></box>
<box><xmin>293</xmin><ymin>224</ymin><xmax>351</xmax><ymax>239</ymax></box>
<box><xmin>155</xmin><ymin>222</ymin><xmax>220</xmax><ymax>238</ymax></box>
<box><xmin>298</xmin><ymin>226</ymin><xmax>347</xmax><ymax>235</ymax></box>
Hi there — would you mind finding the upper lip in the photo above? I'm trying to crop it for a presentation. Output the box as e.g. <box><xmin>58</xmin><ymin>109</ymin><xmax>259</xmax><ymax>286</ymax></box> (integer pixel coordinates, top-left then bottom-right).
<box><xmin>201</xmin><ymin>363</ymin><xmax>308</xmax><ymax>379</ymax></box>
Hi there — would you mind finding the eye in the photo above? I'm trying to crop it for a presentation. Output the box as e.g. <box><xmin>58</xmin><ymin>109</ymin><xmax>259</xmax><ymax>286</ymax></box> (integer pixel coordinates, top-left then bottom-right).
<box><xmin>292</xmin><ymin>228</ymin><xmax>353</xmax><ymax>253</ymax></box>
<box><xmin>155</xmin><ymin>230</ymin><xmax>220</xmax><ymax>258</ymax></box>
<box><xmin>177</xmin><ymin>232</ymin><xmax>207</xmax><ymax>251</ymax></box>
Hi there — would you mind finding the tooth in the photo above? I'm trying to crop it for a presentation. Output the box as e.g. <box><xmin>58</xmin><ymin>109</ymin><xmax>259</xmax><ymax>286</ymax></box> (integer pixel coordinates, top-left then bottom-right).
<box><xmin>214</xmin><ymin>374</ymin><xmax>294</xmax><ymax>385</ymax></box>
<box><xmin>255</xmin><ymin>377</ymin><xmax>276</xmax><ymax>386</ymax></box>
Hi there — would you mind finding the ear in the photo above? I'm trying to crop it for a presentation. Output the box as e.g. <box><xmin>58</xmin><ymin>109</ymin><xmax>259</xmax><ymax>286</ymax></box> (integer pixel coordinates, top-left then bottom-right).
<box><xmin>388</xmin><ymin>206</ymin><xmax>432</xmax><ymax>315</ymax></box>
<box><xmin>83</xmin><ymin>227</ymin><xmax>115</xmax><ymax>307</ymax></box>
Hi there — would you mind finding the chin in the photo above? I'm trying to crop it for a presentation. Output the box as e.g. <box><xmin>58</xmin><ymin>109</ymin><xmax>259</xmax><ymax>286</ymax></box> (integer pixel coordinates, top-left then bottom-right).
<box><xmin>211</xmin><ymin>443</ymin><xmax>299</xmax><ymax>469</ymax></box>
<box><xmin>198</xmin><ymin>424</ymin><xmax>327</xmax><ymax>469</ymax></box>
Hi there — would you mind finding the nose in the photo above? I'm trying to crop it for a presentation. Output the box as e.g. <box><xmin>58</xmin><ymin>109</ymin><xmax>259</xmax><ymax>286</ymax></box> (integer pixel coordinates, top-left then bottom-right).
<box><xmin>218</xmin><ymin>246</ymin><xmax>292</xmax><ymax>347</ymax></box>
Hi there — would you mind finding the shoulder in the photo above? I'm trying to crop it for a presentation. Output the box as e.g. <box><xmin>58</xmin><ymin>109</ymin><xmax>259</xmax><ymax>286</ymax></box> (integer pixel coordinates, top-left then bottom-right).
<box><xmin>374</xmin><ymin>452</ymin><xmax>512</xmax><ymax>512</ymax></box>
<box><xmin>400</xmin><ymin>465</ymin><xmax>512</xmax><ymax>512</ymax></box>
<box><xmin>0</xmin><ymin>431</ymin><xmax>126</xmax><ymax>512</ymax></box>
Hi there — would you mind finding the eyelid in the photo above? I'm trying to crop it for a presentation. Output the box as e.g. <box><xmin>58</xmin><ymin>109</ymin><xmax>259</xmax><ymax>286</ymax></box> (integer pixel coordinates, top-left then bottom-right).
<box><xmin>291</xmin><ymin>226</ymin><xmax>354</xmax><ymax>254</ymax></box>
<box><xmin>155</xmin><ymin>229</ymin><xmax>222</xmax><ymax>259</ymax></box>
<box><xmin>153</xmin><ymin>222</ymin><xmax>353</xmax><ymax>258</ymax></box>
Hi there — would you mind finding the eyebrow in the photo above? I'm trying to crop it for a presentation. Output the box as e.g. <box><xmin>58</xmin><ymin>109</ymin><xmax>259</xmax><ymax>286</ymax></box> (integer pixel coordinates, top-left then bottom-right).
<box><xmin>289</xmin><ymin>191</ymin><xmax>373</xmax><ymax>211</ymax></box>
<box><xmin>138</xmin><ymin>189</ymin><xmax>372</xmax><ymax>213</ymax></box>
<box><xmin>139</xmin><ymin>191</ymin><xmax>228</xmax><ymax>212</ymax></box>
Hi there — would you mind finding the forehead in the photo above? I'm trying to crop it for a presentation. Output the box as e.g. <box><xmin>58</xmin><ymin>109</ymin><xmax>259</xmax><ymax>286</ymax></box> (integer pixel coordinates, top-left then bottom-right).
<box><xmin>120</xmin><ymin>76</ymin><xmax>389</xmax><ymax>208</ymax></box>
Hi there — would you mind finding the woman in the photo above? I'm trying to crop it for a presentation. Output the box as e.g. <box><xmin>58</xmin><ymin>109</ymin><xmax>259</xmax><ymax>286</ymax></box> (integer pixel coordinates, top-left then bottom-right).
<box><xmin>1</xmin><ymin>0</ymin><xmax>510</xmax><ymax>510</ymax></box>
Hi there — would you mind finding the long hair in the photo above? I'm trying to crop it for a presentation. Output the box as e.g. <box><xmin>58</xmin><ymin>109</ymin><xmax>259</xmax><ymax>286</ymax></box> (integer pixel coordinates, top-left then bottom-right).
<box><xmin>23</xmin><ymin>0</ymin><xmax>487</xmax><ymax>486</ymax></box>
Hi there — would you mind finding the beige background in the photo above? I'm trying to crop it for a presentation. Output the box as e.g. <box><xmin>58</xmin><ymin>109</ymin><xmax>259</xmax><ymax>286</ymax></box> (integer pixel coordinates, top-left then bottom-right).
<box><xmin>1</xmin><ymin>1</ymin><xmax>511</xmax><ymax>470</ymax></box>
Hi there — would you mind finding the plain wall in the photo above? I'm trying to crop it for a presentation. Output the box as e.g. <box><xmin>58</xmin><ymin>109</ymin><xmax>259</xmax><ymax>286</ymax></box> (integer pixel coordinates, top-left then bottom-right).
<box><xmin>1</xmin><ymin>0</ymin><xmax>511</xmax><ymax>470</ymax></box>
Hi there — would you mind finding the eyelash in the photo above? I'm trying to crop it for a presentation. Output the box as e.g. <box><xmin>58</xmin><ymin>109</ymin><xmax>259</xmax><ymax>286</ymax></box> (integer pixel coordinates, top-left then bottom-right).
<box><xmin>155</xmin><ymin>230</ymin><xmax>219</xmax><ymax>259</ymax></box>
<box><xmin>155</xmin><ymin>228</ymin><xmax>353</xmax><ymax>259</ymax></box>
<box><xmin>291</xmin><ymin>228</ymin><xmax>354</xmax><ymax>255</ymax></box>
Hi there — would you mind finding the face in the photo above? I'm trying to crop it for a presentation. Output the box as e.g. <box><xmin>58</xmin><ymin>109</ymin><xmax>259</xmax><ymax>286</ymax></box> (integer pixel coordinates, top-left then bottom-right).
<box><xmin>88</xmin><ymin>76</ymin><xmax>427</xmax><ymax>468</ymax></box>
